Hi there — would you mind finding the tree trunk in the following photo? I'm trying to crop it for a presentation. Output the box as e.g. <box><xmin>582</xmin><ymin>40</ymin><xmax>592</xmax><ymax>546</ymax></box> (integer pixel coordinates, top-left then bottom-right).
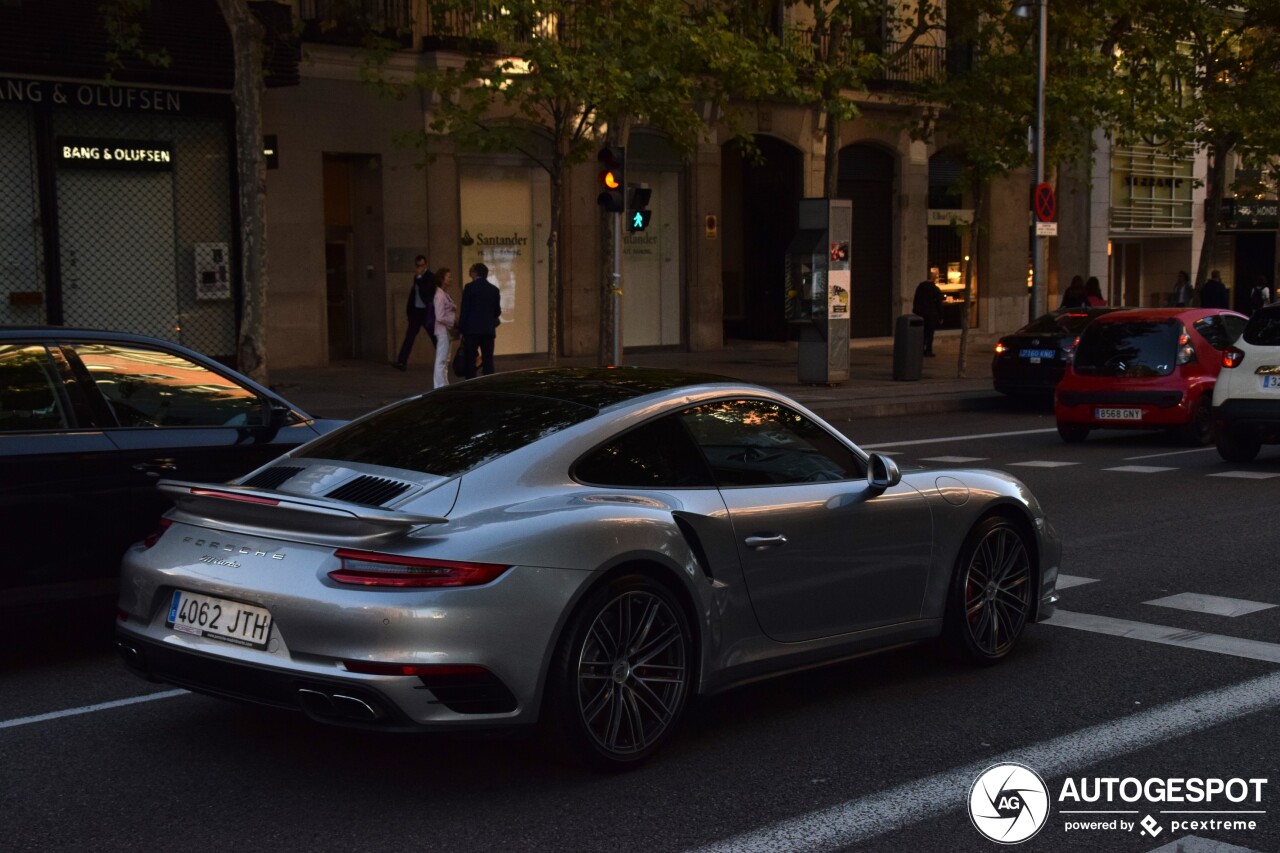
<box><xmin>957</xmin><ymin>183</ymin><xmax>985</xmax><ymax>379</ymax></box>
<box><xmin>547</xmin><ymin>169</ymin><xmax>562</xmax><ymax>367</ymax></box>
<box><xmin>1194</xmin><ymin>138</ymin><xmax>1231</xmax><ymax>290</ymax></box>
<box><xmin>215</xmin><ymin>0</ymin><xmax>268</xmax><ymax>383</ymax></box>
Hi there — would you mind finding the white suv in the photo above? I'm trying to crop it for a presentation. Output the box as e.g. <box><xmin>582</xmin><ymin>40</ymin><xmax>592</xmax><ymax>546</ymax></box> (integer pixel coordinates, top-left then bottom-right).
<box><xmin>1213</xmin><ymin>303</ymin><xmax>1280</xmax><ymax>461</ymax></box>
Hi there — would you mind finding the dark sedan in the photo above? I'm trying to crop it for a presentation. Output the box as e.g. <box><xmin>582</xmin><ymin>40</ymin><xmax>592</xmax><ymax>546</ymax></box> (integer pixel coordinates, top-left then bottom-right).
<box><xmin>992</xmin><ymin>307</ymin><xmax>1128</xmax><ymax>398</ymax></box>
<box><xmin>1</xmin><ymin>328</ymin><xmax>341</xmax><ymax>605</ymax></box>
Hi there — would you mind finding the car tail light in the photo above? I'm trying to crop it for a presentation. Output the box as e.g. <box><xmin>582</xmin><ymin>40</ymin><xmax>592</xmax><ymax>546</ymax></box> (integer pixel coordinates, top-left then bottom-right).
<box><xmin>1063</xmin><ymin>335</ymin><xmax>1080</xmax><ymax>363</ymax></box>
<box><xmin>994</xmin><ymin>341</ymin><xmax>1007</xmax><ymax>355</ymax></box>
<box><xmin>329</xmin><ymin>549</ymin><xmax>512</xmax><ymax>588</ymax></box>
<box><xmin>189</xmin><ymin>488</ymin><xmax>280</xmax><ymax>506</ymax></box>
<box><xmin>142</xmin><ymin>518</ymin><xmax>172</xmax><ymax>549</ymax></box>
<box><xmin>1176</xmin><ymin>344</ymin><xmax>1197</xmax><ymax>365</ymax></box>
<box><xmin>1223</xmin><ymin>347</ymin><xmax>1245</xmax><ymax>368</ymax></box>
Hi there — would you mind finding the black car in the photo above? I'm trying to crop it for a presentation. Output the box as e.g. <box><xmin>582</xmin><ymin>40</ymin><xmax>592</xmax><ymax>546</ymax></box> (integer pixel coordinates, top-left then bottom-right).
<box><xmin>992</xmin><ymin>307</ymin><xmax>1128</xmax><ymax>398</ymax></box>
<box><xmin>1</xmin><ymin>328</ymin><xmax>341</xmax><ymax>605</ymax></box>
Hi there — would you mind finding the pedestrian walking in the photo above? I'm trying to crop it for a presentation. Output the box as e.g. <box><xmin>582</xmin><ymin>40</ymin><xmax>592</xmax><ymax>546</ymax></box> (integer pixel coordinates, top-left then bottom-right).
<box><xmin>431</xmin><ymin>267</ymin><xmax>458</xmax><ymax>389</ymax></box>
<box><xmin>457</xmin><ymin>262</ymin><xmax>502</xmax><ymax>379</ymax></box>
<box><xmin>1200</xmin><ymin>270</ymin><xmax>1229</xmax><ymax>309</ymax></box>
<box><xmin>392</xmin><ymin>255</ymin><xmax>436</xmax><ymax>371</ymax></box>
<box><xmin>1060</xmin><ymin>276</ymin><xmax>1087</xmax><ymax>308</ymax></box>
<box><xmin>1084</xmin><ymin>276</ymin><xmax>1107</xmax><ymax>307</ymax></box>
<box><xmin>1248</xmin><ymin>275</ymin><xmax>1271</xmax><ymax>315</ymax></box>
<box><xmin>912</xmin><ymin>279</ymin><xmax>944</xmax><ymax>357</ymax></box>
<box><xmin>1172</xmin><ymin>271</ymin><xmax>1193</xmax><ymax>307</ymax></box>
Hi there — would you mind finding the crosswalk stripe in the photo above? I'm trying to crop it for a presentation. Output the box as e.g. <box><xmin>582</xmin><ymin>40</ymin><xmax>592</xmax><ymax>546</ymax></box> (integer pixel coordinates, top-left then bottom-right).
<box><xmin>919</xmin><ymin>456</ymin><xmax>987</xmax><ymax>463</ymax></box>
<box><xmin>1056</xmin><ymin>574</ymin><xmax>1099</xmax><ymax>590</ymax></box>
<box><xmin>1207</xmin><ymin>470</ymin><xmax>1280</xmax><ymax>480</ymax></box>
<box><xmin>1144</xmin><ymin>593</ymin><xmax>1278</xmax><ymax>618</ymax></box>
<box><xmin>1104</xmin><ymin>465</ymin><xmax>1177</xmax><ymax>473</ymax></box>
<box><xmin>1008</xmin><ymin>460</ymin><xmax>1079</xmax><ymax>468</ymax></box>
<box><xmin>1045</xmin><ymin>610</ymin><xmax>1280</xmax><ymax>664</ymax></box>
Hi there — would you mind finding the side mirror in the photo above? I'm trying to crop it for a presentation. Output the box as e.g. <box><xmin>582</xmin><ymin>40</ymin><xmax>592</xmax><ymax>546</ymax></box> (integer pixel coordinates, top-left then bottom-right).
<box><xmin>867</xmin><ymin>453</ymin><xmax>901</xmax><ymax>492</ymax></box>
<box><xmin>266</xmin><ymin>400</ymin><xmax>294</xmax><ymax>429</ymax></box>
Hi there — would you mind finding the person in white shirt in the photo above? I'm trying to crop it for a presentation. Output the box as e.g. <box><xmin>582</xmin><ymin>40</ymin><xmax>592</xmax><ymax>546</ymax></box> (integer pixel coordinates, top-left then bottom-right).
<box><xmin>432</xmin><ymin>267</ymin><xmax>458</xmax><ymax>388</ymax></box>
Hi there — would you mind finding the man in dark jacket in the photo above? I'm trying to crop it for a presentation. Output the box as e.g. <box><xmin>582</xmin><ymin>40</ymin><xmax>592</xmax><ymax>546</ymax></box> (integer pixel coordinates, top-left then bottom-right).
<box><xmin>1199</xmin><ymin>270</ymin><xmax>1229</xmax><ymax>309</ymax></box>
<box><xmin>457</xmin><ymin>262</ymin><xmax>502</xmax><ymax>378</ymax></box>
<box><xmin>392</xmin><ymin>255</ymin><xmax>436</xmax><ymax>370</ymax></box>
<box><xmin>912</xmin><ymin>279</ymin><xmax>945</xmax><ymax>356</ymax></box>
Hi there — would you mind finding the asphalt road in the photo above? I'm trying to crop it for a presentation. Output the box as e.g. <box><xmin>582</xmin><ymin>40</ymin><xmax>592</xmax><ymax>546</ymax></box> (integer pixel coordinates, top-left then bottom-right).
<box><xmin>3</xmin><ymin>407</ymin><xmax>1278</xmax><ymax>853</ymax></box>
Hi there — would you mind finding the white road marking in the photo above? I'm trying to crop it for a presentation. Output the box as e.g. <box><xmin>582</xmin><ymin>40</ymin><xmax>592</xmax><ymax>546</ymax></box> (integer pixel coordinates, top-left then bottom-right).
<box><xmin>0</xmin><ymin>690</ymin><xmax>187</xmax><ymax>731</ymax></box>
<box><xmin>1124</xmin><ymin>447</ymin><xmax>1218</xmax><ymax>461</ymax></box>
<box><xmin>1055</xmin><ymin>574</ymin><xmax>1099</xmax><ymax>590</ymax></box>
<box><xmin>1008</xmin><ymin>460</ymin><xmax>1079</xmax><ymax>468</ymax></box>
<box><xmin>690</xmin><ymin>671</ymin><xmax>1280</xmax><ymax>853</ymax></box>
<box><xmin>919</xmin><ymin>455</ymin><xmax>987</xmax><ymax>464</ymax></box>
<box><xmin>1144</xmin><ymin>835</ymin><xmax>1265</xmax><ymax>853</ymax></box>
<box><xmin>861</xmin><ymin>428</ymin><xmax>1057</xmax><ymax>449</ymax></box>
<box><xmin>1045</xmin><ymin>610</ymin><xmax>1280</xmax><ymax>664</ymax></box>
<box><xmin>1104</xmin><ymin>465</ymin><xmax>1177</xmax><ymax>473</ymax></box>
<box><xmin>1208</xmin><ymin>470</ymin><xmax>1280</xmax><ymax>480</ymax></box>
<box><xmin>1144</xmin><ymin>593</ymin><xmax>1278</xmax><ymax>618</ymax></box>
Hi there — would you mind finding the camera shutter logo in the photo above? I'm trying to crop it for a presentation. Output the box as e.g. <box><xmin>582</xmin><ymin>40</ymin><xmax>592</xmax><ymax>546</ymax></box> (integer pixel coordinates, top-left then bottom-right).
<box><xmin>969</xmin><ymin>763</ymin><xmax>1050</xmax><ymax>844</ymax></box>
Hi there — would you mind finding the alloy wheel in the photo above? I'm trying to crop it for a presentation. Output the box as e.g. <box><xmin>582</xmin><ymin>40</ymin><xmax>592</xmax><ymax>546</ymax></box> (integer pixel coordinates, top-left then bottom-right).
<box><xmin>962</xmin><ymin>525</ymin><xmax>1031</xmax><ymax>658</ymax></box>
<box><xmin>575</xmin><ymin>590</ymin><xmax>688</xmax><ymax>758</ymax></box>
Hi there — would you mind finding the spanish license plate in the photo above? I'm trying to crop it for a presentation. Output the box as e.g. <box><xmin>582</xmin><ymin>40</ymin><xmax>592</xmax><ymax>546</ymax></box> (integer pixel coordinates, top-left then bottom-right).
<box><xmin>1261</xmin><ymin>374</ymin><xmax>1280</xmax><ymax>389</ymax></box>
<box><xmin>167</xmin><ymin>589</ymin><xmax>272</xmax><ymax>649</ymax></box>
<box><xmin>1020</xmin><ymin>348</ymin><xmax>1056</xmax><ymax>360</ymax></box>
<box><xmin>1096</xmin><ymin>407</ymin><xmax>1143</xmax><ymax>421</ymax></box>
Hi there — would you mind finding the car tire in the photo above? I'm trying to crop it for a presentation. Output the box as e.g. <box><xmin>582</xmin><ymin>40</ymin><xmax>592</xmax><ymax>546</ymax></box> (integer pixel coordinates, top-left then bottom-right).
<box><xmin>1216</xmin><ymin>427</ymin><xmax>1262</xmax><ymax>463</ymax></box>
<box><xmin>943</xmin><ymin>516</ymin><xmax>1034</xmax><ymax>665</ymax></box>
<box><xmin>1179</xmin><ymin>396</ymin><xmax>1215</xmax><ymax>446</ymax></box>
<box><xmin>541</xmin><ymin>573</ymin><xmax>692</xmax><ymax>770</ymax></box>
<box><xmin>1057</xmin><ymin>423</ymin><xmax>1089</xmax><ymax>443</ymax></box>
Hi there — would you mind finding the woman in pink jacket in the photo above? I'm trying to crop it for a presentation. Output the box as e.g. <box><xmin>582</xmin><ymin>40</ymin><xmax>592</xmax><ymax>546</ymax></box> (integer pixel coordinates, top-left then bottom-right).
<box><xmin>432</xmin><ymin>267</ymin><xmax>459</xmax><ymax>388</ymax></box>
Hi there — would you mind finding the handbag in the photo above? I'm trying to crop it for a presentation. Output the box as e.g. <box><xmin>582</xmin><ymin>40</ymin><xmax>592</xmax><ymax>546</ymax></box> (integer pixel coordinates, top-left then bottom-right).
<box><xmin>451</xmin><ymin>343</ymin><xmax>467</xmax><ymax>379</ymax></box>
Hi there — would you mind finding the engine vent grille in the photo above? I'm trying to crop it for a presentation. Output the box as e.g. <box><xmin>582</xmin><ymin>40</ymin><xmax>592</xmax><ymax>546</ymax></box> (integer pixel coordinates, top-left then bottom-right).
<box><xmin>241</xmin><ymin>466</ymin><xmax>304</xmax><ymax>489</ymax></box>
<box><xmin>325</xmin><ymin>475</ymin><xmax>412</xmax><ymax>506</ymax></box>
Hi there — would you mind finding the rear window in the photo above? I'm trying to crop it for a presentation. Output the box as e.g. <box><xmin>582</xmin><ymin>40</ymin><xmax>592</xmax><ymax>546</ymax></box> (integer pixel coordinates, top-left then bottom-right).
<box><xmin>298</xmin><ymin>392</ymin><xmax>596</xmax><ymax>477</ymax></box>
<box><xmin>1073</xmin><ymin>319</ymin><xmax>1181</xmax><ymax>377</ymax></box>
<box><xmin>1243</xmin><ymin>306</ymin><xmax>1280</xmax><ymax>347</ymax></box>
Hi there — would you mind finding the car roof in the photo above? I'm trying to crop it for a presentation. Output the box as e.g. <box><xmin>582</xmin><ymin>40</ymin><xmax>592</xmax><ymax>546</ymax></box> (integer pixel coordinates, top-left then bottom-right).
<box><xmin>1089</xmin><ymin>307</ymin><xmax>1245</xmax><ymax>323</ymax></box>
<box><xmin>437</xmin><ymin>367</ymin><xmax>741</xmax><ymax>410</ymax></box>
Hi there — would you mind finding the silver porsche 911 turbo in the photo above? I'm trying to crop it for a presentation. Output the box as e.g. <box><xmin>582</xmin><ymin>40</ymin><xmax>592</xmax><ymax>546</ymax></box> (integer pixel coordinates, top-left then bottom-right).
<box><xmin>117</xmin><ymin>368</ymin><xmax>1061</xmax><ymax>768</ymax></box>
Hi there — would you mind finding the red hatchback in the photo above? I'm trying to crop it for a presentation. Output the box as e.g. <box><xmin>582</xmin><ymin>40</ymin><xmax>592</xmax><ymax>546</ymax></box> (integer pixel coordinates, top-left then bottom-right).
<box><xmin>1055</xmin><ymin>308</ymin><xmax>1247</xmax><ymax>444</ymax></box>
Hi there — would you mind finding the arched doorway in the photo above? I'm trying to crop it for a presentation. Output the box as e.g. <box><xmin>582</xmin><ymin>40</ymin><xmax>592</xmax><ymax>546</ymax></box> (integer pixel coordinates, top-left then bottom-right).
<box><xmin>721</xmin><ymin>135</ymin><xmax>803</xmax><ymax>341</ymax></box>
<box><xmin>837</xmin><ymin>144</ymin><xmax>894</xmax><ymax>338</ymax></box>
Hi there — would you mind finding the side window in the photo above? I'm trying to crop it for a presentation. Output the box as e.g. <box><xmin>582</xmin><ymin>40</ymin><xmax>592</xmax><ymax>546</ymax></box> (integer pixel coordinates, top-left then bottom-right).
<box><xmin>679</xmin><ymin>398</ymin><xmax>866</xmax><ymax>487</ymax></box>
<box><xmin>72</xmin><ymin>343</ymin><xmax>261</xmax><ymax>428</ymax></box>
<box><xmin>0</xmin><ymin>345</ymin><xmax>68</xmax><ymax>432</ymax></box>
<box><xmin>574</xmin><ymin>415</ymin><xmax>714</xmax><ymax>488</ymax></box>
<box><xmin>1220</xmin><ymin>314</ymin><xmax>1247</xmax><ymax>345</ymax></box>
<box><xmin>1193</xmin><ymin>317</ymin><xmax>1230</xmax><ymax>350</ymax></box>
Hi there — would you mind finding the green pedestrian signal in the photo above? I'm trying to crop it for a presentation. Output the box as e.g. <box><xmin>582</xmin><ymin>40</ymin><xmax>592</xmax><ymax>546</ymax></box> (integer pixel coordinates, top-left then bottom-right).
<box><xmin>628</xmin><ymin>210</ymin><xmax>651</xmax><ymax>232</ymax></box>
<box><xmin>624</xmin><ymin>183</ymin><xmax>652</xmax><ymax>233</ymax></box>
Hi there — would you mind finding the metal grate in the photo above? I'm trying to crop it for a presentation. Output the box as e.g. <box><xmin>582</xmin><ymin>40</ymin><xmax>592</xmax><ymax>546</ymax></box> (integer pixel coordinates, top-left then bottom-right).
<box><xmin>241</xmin><ymin>465</ymin><xmax>305</xmax><ymax>489</ymax></box>
<box><xmin>0</xmin><ymin>101</ymin><xmax>238</xmax><ymax>360</ymax></box>
<box><xmin>325</xmin><ymin>475</ymin><xmax>412</xmax><ymax>506</ymax></box>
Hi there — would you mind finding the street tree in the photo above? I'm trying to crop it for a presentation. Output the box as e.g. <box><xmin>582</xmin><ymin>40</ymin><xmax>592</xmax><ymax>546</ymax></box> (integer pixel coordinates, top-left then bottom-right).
<box><xmin>368</xmin><ymin>0</ymin><xmax>784</xmax><ymax>365</ymax></box>
<box><xmin>1107</xmin><ymin>1</ymin><xmax>1280</xmax><ymax>291</ymax></box>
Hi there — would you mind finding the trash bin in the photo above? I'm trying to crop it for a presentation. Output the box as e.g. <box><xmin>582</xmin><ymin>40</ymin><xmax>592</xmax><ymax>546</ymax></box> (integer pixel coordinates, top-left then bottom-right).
<box><xmin>893</xmin><ymin>314</ymin><xmax>924</xmax><ymax>381</ymax></box>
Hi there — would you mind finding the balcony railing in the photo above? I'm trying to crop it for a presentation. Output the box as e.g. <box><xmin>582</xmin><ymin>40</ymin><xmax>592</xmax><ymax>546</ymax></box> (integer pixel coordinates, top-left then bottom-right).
<box><xmin>298</xmin><ymin>0</ymin><xmax>413</xmax><ymax>48</ymax></box>
<box><xmin>781</xmin><ymin>28</ymin><xmax>947</xmax><ymax>90</ymax></box>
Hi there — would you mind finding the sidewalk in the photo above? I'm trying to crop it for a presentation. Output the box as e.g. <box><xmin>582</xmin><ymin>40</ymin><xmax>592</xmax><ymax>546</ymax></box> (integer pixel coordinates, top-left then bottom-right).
<box><xmin>270</xmin><ymin>332</ymin><xmax>1004</xmax><ymax>422</ymax></box>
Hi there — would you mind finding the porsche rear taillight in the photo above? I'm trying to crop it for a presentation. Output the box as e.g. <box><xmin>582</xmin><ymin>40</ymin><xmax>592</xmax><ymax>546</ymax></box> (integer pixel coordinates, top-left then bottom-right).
<box><xmin>142</xmin><ymin>518</ymin><xmax>172</xmax><ymax>549</ymax></box>
<box><xmin>1223</xmin><ymin>347</ymin><xmax>1245</xmax><ymax>368</ymax></box>
<box><xmin>329</xmin><ymin>549</ymin><xmax>512</xmax><ymax>588</ymax></box>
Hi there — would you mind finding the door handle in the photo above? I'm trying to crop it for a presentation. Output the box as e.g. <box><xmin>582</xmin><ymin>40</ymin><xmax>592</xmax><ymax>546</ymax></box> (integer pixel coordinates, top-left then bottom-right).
<box><xmin>744</xmin><ymin>534</ymin><xmax>787</xmax><ymax>550</ymax></box>
<box><xmin>132</xmin><ymin>459</ymin><xmax>177</xmax><ymax>477</ymax></box>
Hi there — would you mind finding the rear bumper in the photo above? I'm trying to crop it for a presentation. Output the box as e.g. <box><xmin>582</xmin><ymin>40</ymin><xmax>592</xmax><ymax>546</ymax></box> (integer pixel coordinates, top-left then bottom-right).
<box><xmin>1214</xmin><ymin>398</ymin><xmax>1280</xmax><ymax>439</ymax></box>
<box><xmin>1056</xmin><ymin>388</ymin><xmax>1191</xmax><ymax>427</ymax></box>
<box><xmin>992</xmin><ymin>358</ymin><xmax>1065</xmax><ymax>396</ymax></box>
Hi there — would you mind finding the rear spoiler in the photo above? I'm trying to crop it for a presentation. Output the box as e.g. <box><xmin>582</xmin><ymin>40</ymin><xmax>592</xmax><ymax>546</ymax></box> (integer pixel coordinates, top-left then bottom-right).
<box><xmin>157</xmin><ymin>480</ymin><xmax>447</xmax><ymax>538</ymax></box>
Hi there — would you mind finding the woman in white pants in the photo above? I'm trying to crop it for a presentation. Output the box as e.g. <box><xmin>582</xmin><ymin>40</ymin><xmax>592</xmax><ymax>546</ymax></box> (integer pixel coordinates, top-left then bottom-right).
<box><xmin>432</xmin><ymin>267</ymin><xmax>458</xmax><ymax>388</ymax></box>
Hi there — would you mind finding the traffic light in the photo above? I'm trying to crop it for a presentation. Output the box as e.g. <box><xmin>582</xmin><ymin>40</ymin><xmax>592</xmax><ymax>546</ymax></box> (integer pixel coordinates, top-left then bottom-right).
<box><xmin>625</xmin><ymin>183</ymin><xmax>652</xmax><ymax>233</ymax></box>
<box><xmin>596</xmin><ymin>146</ymin><xmax>625</xmax><ymax>212</ymax></box>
